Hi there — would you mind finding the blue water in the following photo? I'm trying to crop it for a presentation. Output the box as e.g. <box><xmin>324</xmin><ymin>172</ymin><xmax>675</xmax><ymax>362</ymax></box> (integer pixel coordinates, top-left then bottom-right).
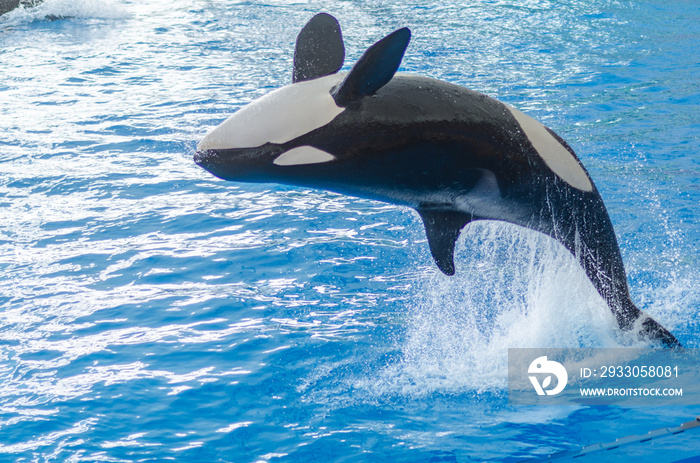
<box><xmin>1</xmin><ymin>0</ymin><xmax>699</xmax><ymax>461</ymax></box>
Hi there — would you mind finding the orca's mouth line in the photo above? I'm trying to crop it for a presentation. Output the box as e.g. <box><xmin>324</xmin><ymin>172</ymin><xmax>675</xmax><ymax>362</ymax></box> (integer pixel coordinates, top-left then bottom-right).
<box><xmin>195</xmin><ymin>144</ymin><xmax>285</xmax><ymax>165</ymax></box>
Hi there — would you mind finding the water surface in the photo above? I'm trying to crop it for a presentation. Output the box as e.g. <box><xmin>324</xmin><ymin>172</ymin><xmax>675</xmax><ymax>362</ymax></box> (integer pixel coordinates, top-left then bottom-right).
<box><xmin>1</xmin><ymin>0</ymin><xmax>699</xmax><ymax>461</ymax></box>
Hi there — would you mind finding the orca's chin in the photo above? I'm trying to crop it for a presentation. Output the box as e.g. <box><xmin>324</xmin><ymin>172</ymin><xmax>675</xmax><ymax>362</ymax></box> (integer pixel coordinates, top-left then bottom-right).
<box><xmin>193</xmin><ymin>148</ymin><xmax>220</xmax><ymax>173</ymax></box>
<box><xmin>193</xmin><ymin>149</ymin><xmax>216</xmax><ymax>167</ymax></box>
<box><xmin>194</xmin><ymin>148</ymin><xmax>237</xmax><ymax>181</ymax></box>
<box><xmin>194</xmin><ymin>145</ymin><xmax>285</xmax><ymax>182</ymax></box>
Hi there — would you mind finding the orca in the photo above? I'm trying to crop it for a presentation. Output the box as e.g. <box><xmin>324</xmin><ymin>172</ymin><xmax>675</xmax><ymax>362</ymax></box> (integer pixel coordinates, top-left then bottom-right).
<box><xmin>194</xmin><ymin>13</ymin><xmax>680</xmax><ymax>347</ymax></box>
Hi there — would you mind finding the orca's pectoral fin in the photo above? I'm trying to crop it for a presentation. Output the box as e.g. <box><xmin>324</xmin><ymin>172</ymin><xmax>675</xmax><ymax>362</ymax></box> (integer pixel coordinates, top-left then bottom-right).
<box><xmin>332</xmin><ymin>27</ymin><xmax>411</xmax><ymax>107</ymax></box>
<box><xmin>417</xmin><ymin>209</ymin><xmax>474</xmax><ymax>276</ymax></box>
<box><xmin>293</xmin><ymin>13</ymin><xmax>345</xmax><ymax>83</ymax></box>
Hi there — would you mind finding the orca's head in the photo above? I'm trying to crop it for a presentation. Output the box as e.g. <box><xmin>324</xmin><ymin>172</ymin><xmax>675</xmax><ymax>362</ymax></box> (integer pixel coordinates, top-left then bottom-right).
<box><xmin>194</xmin><ymin>13</ymin><xmax>410</xmax><ymax>185</ymax></box>
<box><xmin>194</xmin><ymin>73</ymin><xmax>345</xmax><ymax>182</ymax></box>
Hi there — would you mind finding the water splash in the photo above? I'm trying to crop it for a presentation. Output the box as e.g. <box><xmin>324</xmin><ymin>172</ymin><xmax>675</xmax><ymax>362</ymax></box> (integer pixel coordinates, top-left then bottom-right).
<box><xmin>1</xmin><ymin>0</ymin><xmax>128</xmax><ymax>23</ymax></box>
<box><xmin>364</xmin><ymin>221</ymin><xmax>631</xmax><ymax>398</ymax></box>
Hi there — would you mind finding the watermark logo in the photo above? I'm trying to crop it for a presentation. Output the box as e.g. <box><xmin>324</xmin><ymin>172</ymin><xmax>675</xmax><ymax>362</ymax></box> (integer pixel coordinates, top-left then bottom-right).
<box><xmin>509</xmin><ymin>348</ymin><xmax>700</xmax><ymax>405</ymax></box>
<box><xmin>528</xmin><ymin>356</ymin><xmax>568</xmax><ymax>396</ymax></box>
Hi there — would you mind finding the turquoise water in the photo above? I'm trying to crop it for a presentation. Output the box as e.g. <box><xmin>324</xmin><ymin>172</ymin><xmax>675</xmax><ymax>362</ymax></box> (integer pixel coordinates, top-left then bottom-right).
<box><xmin>1</xmin><ymin>0</ymin><xmax>699</xmax><ymax>461</ymax></box>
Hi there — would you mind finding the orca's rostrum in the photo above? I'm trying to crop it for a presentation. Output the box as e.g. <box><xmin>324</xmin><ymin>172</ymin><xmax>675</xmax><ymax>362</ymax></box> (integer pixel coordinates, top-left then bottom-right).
<box><xmin>195</xmin><ymin>13</ymin><xmax>680</xmax><ymax>347</ymax></box>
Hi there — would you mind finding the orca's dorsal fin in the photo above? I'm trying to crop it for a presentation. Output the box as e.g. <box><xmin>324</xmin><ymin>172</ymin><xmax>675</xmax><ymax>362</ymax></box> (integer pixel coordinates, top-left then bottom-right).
<box><xmin>332</xmin><ymin>27</ymin><xmax>410</xmax><ymax>107</ymax></box>
<box><xmin>417</xmin><ymin>209</ymin><xmax>474</xmax><ymax>276</ymax></box>
<box><xmin>293</xmin><ymin>13</ymin><xmax>345</xmax><ymax>83</ymax></box>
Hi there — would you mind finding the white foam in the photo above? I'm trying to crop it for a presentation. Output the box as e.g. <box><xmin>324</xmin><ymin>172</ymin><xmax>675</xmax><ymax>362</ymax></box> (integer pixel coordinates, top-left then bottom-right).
<box><xmin>1</xmin><ymin>0</ymin><xmax>129</xmax><ymax>22</ymax></box>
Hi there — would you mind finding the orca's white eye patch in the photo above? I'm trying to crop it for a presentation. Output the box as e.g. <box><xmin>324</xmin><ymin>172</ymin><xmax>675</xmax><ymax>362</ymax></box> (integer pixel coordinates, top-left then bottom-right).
<box><xmin>507</xmin><ymin>106</ymin><xmax>593</xmax><ymax>192</ymax></box>
<box><xmin>273</xmin><ymin>146</ymin><xmax>336</xmax><ymax>166</ymax></box>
